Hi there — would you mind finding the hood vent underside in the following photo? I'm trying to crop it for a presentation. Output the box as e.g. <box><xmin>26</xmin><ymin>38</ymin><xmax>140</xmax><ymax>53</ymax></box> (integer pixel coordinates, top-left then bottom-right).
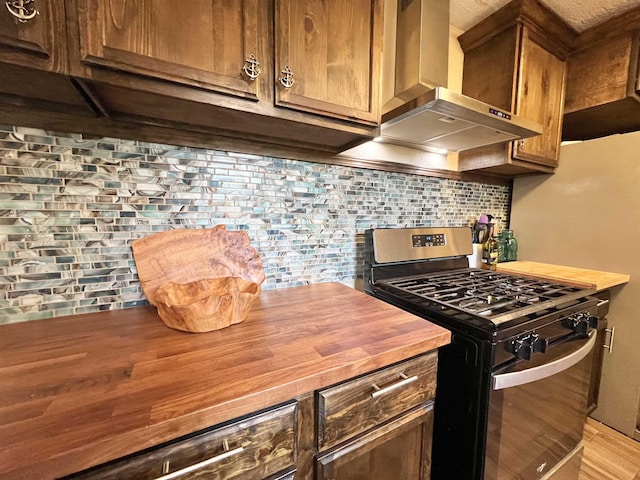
<box><xmin>379</xmin><ymin>87</ymin><xmax>543</xmax><ymax>153</ymax></box>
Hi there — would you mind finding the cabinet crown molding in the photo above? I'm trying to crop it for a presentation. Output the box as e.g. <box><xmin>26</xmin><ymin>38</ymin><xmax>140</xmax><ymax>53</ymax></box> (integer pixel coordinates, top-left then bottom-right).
<box><xmin>458</xmin><ymin>0</ymin><xmax>577</xmax><ymax>59</ymax></box>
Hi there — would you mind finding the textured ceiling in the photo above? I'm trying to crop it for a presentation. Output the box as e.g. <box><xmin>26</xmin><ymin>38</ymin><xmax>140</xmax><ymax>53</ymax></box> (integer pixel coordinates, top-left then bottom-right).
<box><xmin>450</xmin><ymin>0</ymin><xmax>640</xmax><ymax>32</ymax></box>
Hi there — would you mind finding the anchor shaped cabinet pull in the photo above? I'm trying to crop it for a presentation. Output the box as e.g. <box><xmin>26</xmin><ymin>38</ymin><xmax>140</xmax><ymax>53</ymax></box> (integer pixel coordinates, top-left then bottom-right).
<box><xmin>5</xmin><ymin>0</ymin><xmax>39</xmax><ymax>23</ymax></box>
<box><xmin>279</xmin><ymin>65</ymin><xmax>295</xmax><ymax>89</ymax></box>
<box><xmin>242</xmin><ymin>54</ymin><xmax>261</xmax><ymax>80</ymax></box>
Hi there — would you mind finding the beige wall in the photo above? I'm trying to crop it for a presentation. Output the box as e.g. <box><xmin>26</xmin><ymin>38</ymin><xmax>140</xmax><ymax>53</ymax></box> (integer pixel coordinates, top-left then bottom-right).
<box><xmin>511</xmin><ymin>132</ymin><xmax>640</xmax><ymax>439</ymax></box>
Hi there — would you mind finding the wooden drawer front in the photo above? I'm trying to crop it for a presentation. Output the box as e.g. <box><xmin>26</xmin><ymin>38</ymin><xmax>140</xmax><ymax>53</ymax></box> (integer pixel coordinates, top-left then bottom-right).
<box><xmin>68</xmin><ymin>402</ymin><xmax>297</xmax><ymax>480</ymax></box>
<box><xmin>317</xmin><ymin>353</ymin><xmax>437</xmax><ymax>451</ymax></box>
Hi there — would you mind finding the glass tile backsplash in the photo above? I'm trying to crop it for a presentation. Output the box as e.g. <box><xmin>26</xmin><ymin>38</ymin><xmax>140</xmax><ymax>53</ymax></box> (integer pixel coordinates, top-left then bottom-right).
<box><xmin>0</xmin><ymin>126</ymin><xmax>510</xmax><ymax>324</ymax></box>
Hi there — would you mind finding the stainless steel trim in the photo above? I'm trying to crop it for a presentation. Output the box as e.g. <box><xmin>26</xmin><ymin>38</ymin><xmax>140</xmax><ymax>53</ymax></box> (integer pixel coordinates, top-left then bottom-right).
<box><xmin>371</xmin><ymin>373</ymin><xmax>418</xmax><ymax>399</ymax></box>
<box><xmin>603</xmin><ymin>326</ymin><xmax>615</xmax><ymax>353</ymax></box>
<box><xmin>154</xmin><ymin>445</ymin><xmax>244</xmax><ymax>480</ymax></box>
<box><xmin>371</xmin><ymin>227</ymin><xmax>472</xmax><ymax>264</ymax></box>
<box><xmin>596</xmin><ymin>300</ymin><xmax>609</xmax><ymax>307</ymax></box>
<box><xmin>492</xmin><ymin>331</ymin><xmax>597</xmax><ymax>390</ymax></box>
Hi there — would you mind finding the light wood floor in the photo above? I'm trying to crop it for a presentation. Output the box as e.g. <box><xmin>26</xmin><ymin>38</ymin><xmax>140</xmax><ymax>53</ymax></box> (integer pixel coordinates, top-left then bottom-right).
<box><xmin>580</xmin><ymin>417</ymin><xmax>640</xmax><ymax>480</ymax></box>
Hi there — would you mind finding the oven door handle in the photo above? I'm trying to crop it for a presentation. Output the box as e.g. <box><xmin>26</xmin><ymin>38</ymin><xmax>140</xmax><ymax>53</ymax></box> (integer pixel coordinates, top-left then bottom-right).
<box><xmin>492</xmin><ymin>330</ymin><xmax>596</xmax><ymax>391</ymax></box>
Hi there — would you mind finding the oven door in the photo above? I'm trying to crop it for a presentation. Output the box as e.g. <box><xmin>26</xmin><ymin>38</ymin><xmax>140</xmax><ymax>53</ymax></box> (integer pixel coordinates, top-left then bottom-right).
<box><xmin>485</xmin><ymin>330</ymin><xmax>596</xmax><ymax>480</ymax></box>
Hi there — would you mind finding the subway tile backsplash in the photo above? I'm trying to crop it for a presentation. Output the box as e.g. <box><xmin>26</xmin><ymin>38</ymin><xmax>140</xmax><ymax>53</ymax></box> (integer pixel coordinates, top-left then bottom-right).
<box><xmin>0</xmin><ymin>126</ymin><xmax>510</xmax><ymax>324</ymax></box>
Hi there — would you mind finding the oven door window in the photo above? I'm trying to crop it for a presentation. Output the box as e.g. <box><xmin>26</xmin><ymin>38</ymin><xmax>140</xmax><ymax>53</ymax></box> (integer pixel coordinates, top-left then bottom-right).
<box><xmin>485</xmin><ymin>333</ymin><xmax>595</xmax><ymax>480</ymax></box>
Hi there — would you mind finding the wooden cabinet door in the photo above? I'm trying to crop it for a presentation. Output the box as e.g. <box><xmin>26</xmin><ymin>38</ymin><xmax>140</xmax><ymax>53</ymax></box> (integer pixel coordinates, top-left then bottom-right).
<box><xmin>0</xmin><ymin>0</ymin><xmax>67</xmax><ymax>72</ymax></box>
<box><xmin>512</xmin><ymin>29</ymin><xmax>566</xmax><ymax>168</ymax></box>
<box><xmin>274</xmin><ymin>0</ymin><xmax>381</xmax><ymax>125</ymax></box>
<box><xmin>316</xmin><ymin>404</ymin><xmax>433</xmax><ymax>480</ymax></box>
<box><xmin>72</xmin><ymin>0</ymin><xmax>262</xmax><ymax>100</ymax></box>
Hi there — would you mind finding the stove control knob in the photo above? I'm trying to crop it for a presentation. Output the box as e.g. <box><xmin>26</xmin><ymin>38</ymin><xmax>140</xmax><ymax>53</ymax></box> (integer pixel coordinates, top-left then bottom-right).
<box><xmin>569</xmin><ymin>312</ymin><xmax>600</xmax><ymax>337</ymax></box>
<box><xmin>513</xmin><ymin>339</ymin><xmax>533</xmax><ymax>360</ymax></box>
<box><xmin>530</xmin><ymin>333</ymin><xmax>548</xmax><ymax>354</ymax></box>
<box><xmin>563</xmin><ymin>312</ymin><xmax>598</xmax><ymax>336</ymax></box>
<box><xmin>508</xmin><ymin>332</ymin><xmax>548</xmax><ymax>360</ymax></box>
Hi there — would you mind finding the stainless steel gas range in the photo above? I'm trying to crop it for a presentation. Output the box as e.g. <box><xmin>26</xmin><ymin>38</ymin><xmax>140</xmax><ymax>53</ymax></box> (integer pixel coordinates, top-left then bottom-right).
<box><xmin>364</xmin><ymin>227</ymin><xmax>599</xmax><ymax>480</ymax></box>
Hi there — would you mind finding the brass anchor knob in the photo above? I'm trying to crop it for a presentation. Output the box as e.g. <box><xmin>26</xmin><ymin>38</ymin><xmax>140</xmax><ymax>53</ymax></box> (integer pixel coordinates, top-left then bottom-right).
<box><xmin>242</xmin><ymin>54</ymin><xmax>261</xmax><ymax>80</ymax></box>
<box><xmin>279</xmin><ymin>65</ymin><xmax>295</xmax><ymax>89</ymax></box>
<box><xmin>5</xmin><ymin>0</ymin><xmax>39</xmax><ymax>23</ymax></box>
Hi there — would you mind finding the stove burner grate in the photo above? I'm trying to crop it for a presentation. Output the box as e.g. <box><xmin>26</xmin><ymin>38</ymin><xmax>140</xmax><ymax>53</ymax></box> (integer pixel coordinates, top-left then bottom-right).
<box><xmin>379</xmin><ymin>268</ymin><xmax>590</xmax><ymax>325</ymax></box>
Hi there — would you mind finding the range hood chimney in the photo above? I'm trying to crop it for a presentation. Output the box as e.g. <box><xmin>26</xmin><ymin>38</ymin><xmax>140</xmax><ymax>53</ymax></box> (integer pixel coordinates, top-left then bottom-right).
<box><xmin>379</xmin><ymin>87</ymin><xmax>543</xmax><ymax>153</ymax></box>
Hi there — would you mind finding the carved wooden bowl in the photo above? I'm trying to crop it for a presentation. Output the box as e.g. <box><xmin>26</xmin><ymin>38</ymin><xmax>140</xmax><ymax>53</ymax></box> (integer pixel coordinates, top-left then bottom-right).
<box><xmin>132</xmin><ymin>225</ymin><xmax>265</xmax><ymax>332</ymax></box>
<box><xmin>154</xmin><ymin>277</ymin><xmax>261</xmax><ymax>333</ymax></box>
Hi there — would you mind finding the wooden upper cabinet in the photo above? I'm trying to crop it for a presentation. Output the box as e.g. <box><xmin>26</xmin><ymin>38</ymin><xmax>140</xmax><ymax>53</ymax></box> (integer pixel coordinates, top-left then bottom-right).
<box><xmin>0</xmin><ymin>0</ymin><xmax>95</xmax><ymax>115</ymax></box>
<box><xmin>562</xmin><ymin>6</ymin><xmax>640</xmax><ymax>141</ymax></box>
<box><xmin>274</xmin><ymin>0</ymin><xmax>381</xmax><ymax>125</ymax></box>
<box><xmin>58</xmin><ymin>0</ymin><xmax>378</xmax><ymax>152</ymax></box>
<box><xmin>0</xmin><ymin>0</ymin><xmax>66</xmax><ymax>71</ymax></box>
<box><xmin>71</xmin><ymin>0</ymin><xmax>261</xmax><ymax>100</ymax></box>
<box><xmin>457</xmin><ymin>0</ymin><xmax>576</xmax><ymax>177</ymax></box>
<box><xmin>512</xmin><ymin>29</ymin><xmax>566</xmax><ymax>166</ymax></box>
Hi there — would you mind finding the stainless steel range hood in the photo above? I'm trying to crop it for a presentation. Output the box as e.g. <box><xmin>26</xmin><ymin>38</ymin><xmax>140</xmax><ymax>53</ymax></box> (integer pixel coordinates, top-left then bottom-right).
<box><xmin>379</xmin><ymin>87</ymin><xmax>543</xmax><ymax>153</ymax></box>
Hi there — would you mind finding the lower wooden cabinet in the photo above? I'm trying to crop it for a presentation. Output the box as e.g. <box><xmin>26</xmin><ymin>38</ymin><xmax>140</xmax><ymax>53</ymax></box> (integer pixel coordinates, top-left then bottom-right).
<box><xmin>316</xmin><ymin>403</ymin><xmax>434</xmax><ymax>480</ymax></box>
<box><xmin>63</xmin><ymin>352</ymin><xmax>439</xmax><ymax>480</ymax></box>
<box><xmin>317</xmin><ymin>352</ymin><xmax>437</xmax><ymax>451</ymax></box>
<box><xmin>315</xmin><ymin>353</ymin><xmax>437</xmax><ymax>480</ymax></box>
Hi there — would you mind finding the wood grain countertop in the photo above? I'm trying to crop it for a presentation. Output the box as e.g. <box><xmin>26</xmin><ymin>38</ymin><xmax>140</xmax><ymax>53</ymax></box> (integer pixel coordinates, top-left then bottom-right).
<box><xmin>0</xmin><ymin>282</ymin><xmax>450</xmax><ymax>480</ymax></box>
<box><xmin>496</xmin><ymin>261</ymin><xmax>630</xmax><ymax>291</ymax></box>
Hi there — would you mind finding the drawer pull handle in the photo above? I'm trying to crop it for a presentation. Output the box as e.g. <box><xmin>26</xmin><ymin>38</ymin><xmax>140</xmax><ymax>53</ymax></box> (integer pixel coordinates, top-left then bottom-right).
<box><xmin>371</xmin><ymin>373</ymin><xmax>418</xmax><ymax>399</ymax></box>
<box><xmin>154</xmin><ymin>441</ymin><xmax>244</xmax><ymax>480</ymax></box>
<box><xmin>603</xmin><ymin>326</ymin><xmax>615</xmax><ymax>354</ymax></box>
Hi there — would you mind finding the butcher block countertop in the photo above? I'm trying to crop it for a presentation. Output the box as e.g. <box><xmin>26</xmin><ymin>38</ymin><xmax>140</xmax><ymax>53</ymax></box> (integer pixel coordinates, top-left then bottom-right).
<box><xmin>0</xmin><ymin>282</ymin><xmax>450</xmax><ymax>480</ymax></box>
<box><xmin>496</xmin><ymin>261</ymin><xmax>630</xmax><ymax>291</ymax></box>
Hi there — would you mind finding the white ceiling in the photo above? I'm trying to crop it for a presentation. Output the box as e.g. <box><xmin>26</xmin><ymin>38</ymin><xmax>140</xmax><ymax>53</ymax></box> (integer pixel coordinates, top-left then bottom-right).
<box><xmin>450</xmin><ymin>0</ymin><xmax>640</xmax><ymax>33</ymax></box>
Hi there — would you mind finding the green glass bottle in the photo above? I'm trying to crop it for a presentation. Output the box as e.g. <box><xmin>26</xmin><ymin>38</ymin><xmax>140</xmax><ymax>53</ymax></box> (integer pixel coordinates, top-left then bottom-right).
<box><xmin>497</xmin><ymin>230</ymin><xmax>508</xmax><ymax>263</ymax></box>
<box><xmin>503</xmin><ymin>229</ymin><xmax>518</xmax><ymax>261</ymax></box>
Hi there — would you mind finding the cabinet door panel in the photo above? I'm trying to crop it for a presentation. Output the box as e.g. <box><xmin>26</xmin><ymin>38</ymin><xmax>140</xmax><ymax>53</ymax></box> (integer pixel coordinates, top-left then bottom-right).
<box><xmin>513</xmin><ymin>30</ymin><xmax>565</xmax><ymax>167</ymax></box>
<box><xmin>74</xmin><ymin>0</ymin><xmax>261</xmax><ymax>100</ymax></box>
<box><xmin>275</xmin><ymin>0</ymin><xmax>381</xmax><ymax>124</ymax></box>
<box><xmin>0</xmin><ymin>0</ymin><xmax>67</xmax><ymax>71</ymax></box>
<box><xmin>316</xmin><ymin>404</ymin><xmax>433</xmax><ymax>480</ymax></box>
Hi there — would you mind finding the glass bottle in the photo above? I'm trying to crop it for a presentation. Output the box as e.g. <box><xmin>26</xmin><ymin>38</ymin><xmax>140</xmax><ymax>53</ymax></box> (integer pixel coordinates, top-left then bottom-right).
<box><xmin>497</xmin><ymin>230</ymin><xmax>508</xmax><ymax>263</ymax></box>
<box><xmin>483</xmin><ymin>223</ymin><xmax>499</xmax><ymax>270</ymax></box>
<box><xmin>503</xmin><ymin>229</ymin><xmax>518</xmax><ymax>261</ymax></box>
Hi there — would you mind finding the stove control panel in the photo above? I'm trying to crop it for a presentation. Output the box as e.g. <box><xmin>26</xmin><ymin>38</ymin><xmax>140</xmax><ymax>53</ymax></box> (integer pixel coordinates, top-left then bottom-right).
<box><xmin>412</xmin><ymin>234</ymin><xmax>446</xmax><ymax>247</ymax></box>
<box><xmin>370</xmin><ymin>227</ymin><xmax>472</xmax><ymax>263</ymax></box>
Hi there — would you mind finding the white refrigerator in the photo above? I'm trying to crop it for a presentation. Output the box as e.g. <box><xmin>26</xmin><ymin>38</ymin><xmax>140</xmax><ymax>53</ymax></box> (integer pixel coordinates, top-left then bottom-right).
<box><xmin>510</xmin><ymin>131</ymin><xmax>640</xmax><ymax>440</ymax></box>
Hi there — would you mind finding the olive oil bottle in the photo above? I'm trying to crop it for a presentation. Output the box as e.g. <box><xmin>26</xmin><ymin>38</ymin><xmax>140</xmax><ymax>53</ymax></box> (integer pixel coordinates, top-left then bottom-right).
<box><xmin>483</xmin><ymin>223</ymin><xmax>499</xmax><ymax>270</ymax></box>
